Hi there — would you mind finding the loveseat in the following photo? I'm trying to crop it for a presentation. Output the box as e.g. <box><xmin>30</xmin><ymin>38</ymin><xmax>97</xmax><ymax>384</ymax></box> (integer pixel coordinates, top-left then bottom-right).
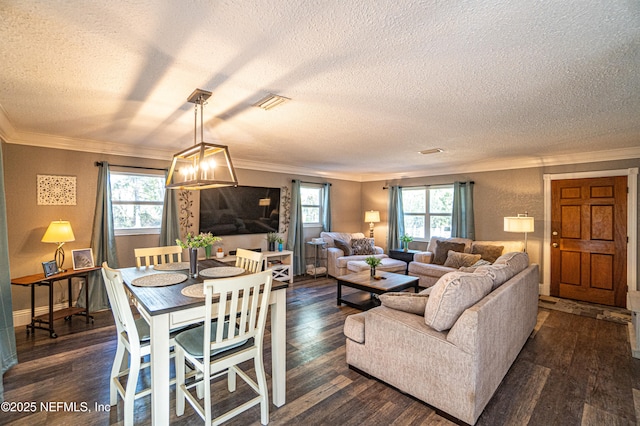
<box><xmin>408</xmin><ymin>236</ymin><xmax>524</xmax><ymax>288</ymax></box>
<box><xmin>344</xmin><ymin>252</ymin><xmax>539</xmax><ymax>425</ymax></box>
<box><xmin>321</xmin><ymin>232</ymin><xmax>386</xmax><ymax>277</ymax></box>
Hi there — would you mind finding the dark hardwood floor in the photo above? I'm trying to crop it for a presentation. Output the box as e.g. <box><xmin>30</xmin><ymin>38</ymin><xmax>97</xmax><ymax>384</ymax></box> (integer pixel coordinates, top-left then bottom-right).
<box><xmin>3</xmin><ymin>277</ymin><xmax>640</xmax><ymax>425</ymax></box>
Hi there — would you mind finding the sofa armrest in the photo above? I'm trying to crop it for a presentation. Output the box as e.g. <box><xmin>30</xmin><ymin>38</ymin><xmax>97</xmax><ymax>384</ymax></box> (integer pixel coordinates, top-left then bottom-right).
<box><xmin>413</xmin><ymin>251</ymin><xmax>434</xmax><ymax>264</ymax></box>
<box><xmin>327</xmin><ymin>246</ymin><xmax>345</xmax><ymax>257</ymax></box>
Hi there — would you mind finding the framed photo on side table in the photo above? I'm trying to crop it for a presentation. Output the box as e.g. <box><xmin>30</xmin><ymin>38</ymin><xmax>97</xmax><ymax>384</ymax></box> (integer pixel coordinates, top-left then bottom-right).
<box><xmin>42</xmin><ymin>260</ymin><xmax>58</xmax><ymax>277</ymax></box>
<box><xmin>72</xmin><ymin>248</ymin><xmax>95</xmax><ymax>270</ymax></box>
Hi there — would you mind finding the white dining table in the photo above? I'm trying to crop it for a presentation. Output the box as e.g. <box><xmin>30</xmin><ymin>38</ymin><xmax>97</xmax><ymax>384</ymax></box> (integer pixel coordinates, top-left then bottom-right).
<box><xmin>120</xmin><ymin>259</ymin><xmax>287</xmax><ymax>426</ymax></box>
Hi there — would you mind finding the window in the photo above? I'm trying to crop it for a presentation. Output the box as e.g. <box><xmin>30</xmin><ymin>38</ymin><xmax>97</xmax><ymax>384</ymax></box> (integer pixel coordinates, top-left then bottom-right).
<box><xmin>402</xmin><ymin>185</ymin><xmax>453</xmax><ymax>240</ymax></box>
<box><xmin>110</xmin><ymin>172</ymin><xmax>166</xmax><ymax>235</ymax></box>
<box><xmin>300</xmin><ymin>184</ymin><xmax>323</xmax><ymax>226</ymax></box>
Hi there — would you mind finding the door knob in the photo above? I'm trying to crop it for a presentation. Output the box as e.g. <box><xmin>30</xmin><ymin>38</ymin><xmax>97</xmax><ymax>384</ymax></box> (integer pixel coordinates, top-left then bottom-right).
<box><xmin>552</xmin><ymin>231</ymin><xmax>558</xmax><ymax>236</ymax></box>
<box><xmin>552</xmin><ymin>243</ymin><xmax>559</xmax><ymax>248</ymax></box>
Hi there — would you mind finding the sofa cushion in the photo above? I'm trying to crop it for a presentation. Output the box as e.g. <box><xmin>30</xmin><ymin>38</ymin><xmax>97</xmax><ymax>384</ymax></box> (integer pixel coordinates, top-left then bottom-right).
<box><xmin>424</xmin><ymin>271</ymin><xmax>493</xmax><ymax>331</ymax></box>
<box><xmin>443</xmin><ymin>250</ymin><xmax>481</xmax><ymax>268</ymax></box>
<box><xmin>408</xmin><ymin>261</ymin><xmax>456</xmax><ymax>278</ymax></box>
<box><xmin>426</xmin><ymin>236</ymin><xmax>472</xmax><ymax>254</ymax></box>
<box><xmin>348</xmin><ymin>258</ymin><xmax>406</xmax><ymax>273</ymax></box>
<box><xmin>470</xmin><ymin>244</ymin><xmax>504</xmax><ymax>263</ymax></box>
<box><xmin>333</xmin><ymin>238</ymin><xmax>351</xmax><ymax>256</ymax></box>
<box><xmin>320</xmin><ymin>231</ymin><xmax>365</xmax><ymax>248</ymax></box>
<box><xmin>351</xmin><ymin>238</ymin><xmax>375</xmax><ymax>255</ymax></box>
<box><xmin>494</xmin><ymin>251</ymin><xmax>530</xmax><ymax>272</ymax></box>
<box><xmin>474</xmin><ymin>263</ymin><xmax>516</xmax><ymax>290</ymax></box>
<box><xmin>433</xmin><ymin>240</ymin><xmax>466</xmax><ymax>265</ymax></box>
<box><xmin>459</xmin><ymin>259</ymin><xmax>492</xmax><ymax>272</ymax></box>
<box><xmin>379</xmin><ymin>292</ymin><xmax>429</xmax><ymax>315</ymax></box>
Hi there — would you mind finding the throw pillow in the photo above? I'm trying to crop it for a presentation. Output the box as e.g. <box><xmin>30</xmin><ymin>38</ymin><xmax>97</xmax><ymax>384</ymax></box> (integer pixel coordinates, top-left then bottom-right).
<box><xmin>379</xmin><ymin>292</ymin><xmax>429</xmax><ymax>315</ymax></box>
<box><xmin>459</xmin><ymin>259</ymin><xmax>492</xmax><ymax>273</ymax></box>
<box><xmin>494</xmin><ymin>251</ymin><xmax>530</xmax><ymax>272</ymax></box>
<box><xmin>471</xmin><ymin>244</ymin><xmax>504</xmax><ymax>263</ymax></box>
<box><xmin>433</xmin><ymin>240</ymin><xmax>466</xmax><ymax>265</ymax></box>
<box><xmin>474</xmin><ymin>264</ymin><xmax>516</xmax><ymax>290</ymax></box>
<box><xmin>333</xmin><ymin>238</ymin><xmax>351</xmax><ymax>256</ymax></box>
<box><xmin>351</xmin><ymin>238</ymin><xmax>375</xmax><ymax>255</ymax></box>
<box><xmin>424</xmin><ymin>271</ymin><xmax>493</xmax><ymax>331</ymax></box>
<box><xmin>443</xmin><ymin>251</ymin><xmax>482</xmax><ymax>268</ymax></box>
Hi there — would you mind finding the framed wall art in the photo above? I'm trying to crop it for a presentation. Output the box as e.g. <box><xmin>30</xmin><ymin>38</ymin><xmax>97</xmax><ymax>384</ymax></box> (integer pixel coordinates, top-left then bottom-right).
<box><xmin>37</xmin><ymin>174</ymin><xmax>77</xmax><ymax>205</ymax></box>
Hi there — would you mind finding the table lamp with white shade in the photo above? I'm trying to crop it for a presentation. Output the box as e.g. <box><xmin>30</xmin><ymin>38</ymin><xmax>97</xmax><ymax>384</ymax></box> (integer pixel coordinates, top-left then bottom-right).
<box><xmin>364</xmin><ymin>210</ymin><xmax>380</xmax><ymax>238</ymax></box>
<box><xmin>503</xmin><ymin>213</ymin><xmax>534</xmax><ymax>253</ymax></box>
<box><xmin>41</xmin><ymin>220</ymin><xmax>75</xmax><ymax>272</ymax></box>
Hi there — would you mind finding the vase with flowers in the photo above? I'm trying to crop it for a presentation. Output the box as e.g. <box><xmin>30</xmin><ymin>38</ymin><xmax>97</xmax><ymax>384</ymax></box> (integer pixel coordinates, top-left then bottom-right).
<box><xmin>176</xmin><ymin>232</ymin><xmax>222</xmax><ymax>277</ymax></box>
<box><xmin>400</xmin><ymin>234</ymin><xmax>413</xmax><ymax>252</ymax></box>
<box><xmin>365</xmin><ymin>256</ymin><xmax>382</xmax><ymax>277</ymax></box>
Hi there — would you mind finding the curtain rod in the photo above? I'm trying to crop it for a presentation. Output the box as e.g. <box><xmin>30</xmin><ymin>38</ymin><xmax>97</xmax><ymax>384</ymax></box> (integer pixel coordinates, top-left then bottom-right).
<box><xmin>292</xmin><ymin>179</ymin><xmax>332</xmax><ymax>186</ymax></box>
<box><xmin>94</xmin><ymin>161</ymin><xmax>167</xmax><ymax>172</ymax></box>
<box><xmin>382</xmin><ymin>181</ymin><xmax>474</xmax><ymax>189</ymax></box>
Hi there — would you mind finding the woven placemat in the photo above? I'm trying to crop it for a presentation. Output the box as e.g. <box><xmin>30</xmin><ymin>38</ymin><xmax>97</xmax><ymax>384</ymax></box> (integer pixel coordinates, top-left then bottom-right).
<box><xmin>181</xmin><ymin>283</ymin><xmax>205</xmax><ymax>298</ymax></box>
<box><xmin>199</xmin><ymin>266</ymin><xmax>245</xmax><ymax>278</ymax></box>
<box><xmin>131</xmin><ymin>272</ymin><xmax>188</xmax><ymax>287</ymax></box>
<box><xmin>153</xmin><ymin>262</ymin><xmax>190</xmax><ymax>271</ymax></box>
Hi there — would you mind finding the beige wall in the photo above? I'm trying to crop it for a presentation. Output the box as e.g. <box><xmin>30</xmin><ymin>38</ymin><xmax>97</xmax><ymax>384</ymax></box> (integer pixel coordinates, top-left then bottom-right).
<box><xmin>362</xmin><ymin>158</ymin><xmax>640</xmax><ymax>290</ymax></box>
<box><xmin>4</xmin><ymin>142</ymin><xmax>639</xmax><ymax>313</ymax></box>
<box><xmin>3</xmin><ymin>143</ymin><xmax>363</xmax><ymax>312</ymax></box>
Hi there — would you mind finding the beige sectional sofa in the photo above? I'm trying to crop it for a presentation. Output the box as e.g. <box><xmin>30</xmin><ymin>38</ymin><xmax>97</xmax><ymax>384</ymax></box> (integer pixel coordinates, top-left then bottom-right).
<box><xmin>408</xmin><ymin>236</ymin><xmax>524</xmax><ymax>288</ymax></box>
<box><xmin>344</xmin><ymin>252</ymin><xmax>539</xmax><ymax>425</ymax></box>
<box><xmin>321</xmin><ymin>232</ymin><xmax>386</xmax><ymax>277</ymax></box>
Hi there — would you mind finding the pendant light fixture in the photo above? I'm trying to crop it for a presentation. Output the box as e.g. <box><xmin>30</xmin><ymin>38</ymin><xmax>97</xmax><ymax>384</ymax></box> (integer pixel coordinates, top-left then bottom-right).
<box><xmin>166</xmin><ymin>88</ymin><xmax>238</xmax><ymax>190</ymax></box>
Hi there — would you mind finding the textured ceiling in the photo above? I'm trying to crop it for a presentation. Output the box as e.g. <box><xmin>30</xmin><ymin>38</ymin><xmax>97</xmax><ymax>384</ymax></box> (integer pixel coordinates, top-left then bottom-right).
<box><xmin>1</xmin><ymin>0</ymin><xmax>639</xmax><ymax>181</ymax></box>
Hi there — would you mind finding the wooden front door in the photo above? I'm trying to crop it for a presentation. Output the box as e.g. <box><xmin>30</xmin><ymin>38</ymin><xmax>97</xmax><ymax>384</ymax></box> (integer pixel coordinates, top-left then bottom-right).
<box><xmin>550</xmin><ymin>176</ymin><xmax>627</xmax><ymax>307</ymax></box>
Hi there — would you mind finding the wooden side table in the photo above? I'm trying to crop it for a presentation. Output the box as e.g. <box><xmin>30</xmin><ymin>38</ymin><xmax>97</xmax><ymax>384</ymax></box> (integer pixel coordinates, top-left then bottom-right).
<box><xmin>11</xmin><ymin>266</ymin><xmax>100</xmax><ymax>338</ymax></box>
<box><xmin>388</xmin><ymin>249</ymin><xmax>421</xmax><ymax>274</ymax></box>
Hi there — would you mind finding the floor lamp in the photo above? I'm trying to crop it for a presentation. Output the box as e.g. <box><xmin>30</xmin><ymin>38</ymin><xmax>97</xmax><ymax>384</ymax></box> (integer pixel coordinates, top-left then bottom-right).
<box><xmin>504</xmin><ymin>213</ymin><xmax>534</xmax><ymax>253</ymax></box>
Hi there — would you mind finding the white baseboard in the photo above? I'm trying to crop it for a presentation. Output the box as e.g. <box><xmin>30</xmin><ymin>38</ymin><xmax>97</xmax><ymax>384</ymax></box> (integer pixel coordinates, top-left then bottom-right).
<box><xmin>539</xmin><ymin>282</ymin><xmax>550</xmax><ymax>296</ymax></box>
<box><xmin>13</xmin><ymin>302</ymin><xmax>75</xmax><ymax>328</ymax></box>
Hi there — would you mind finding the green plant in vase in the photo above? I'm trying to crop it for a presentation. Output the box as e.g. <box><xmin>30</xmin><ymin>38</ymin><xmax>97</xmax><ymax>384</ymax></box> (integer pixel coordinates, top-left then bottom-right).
<box><xmin>201</xmin><ymin>232</ymin><xmax>223</xmax><ymax>258</ymax></box>
<box><xmin>276</xmin><ymin>236</ymin><xmax>285</xmax><ymax>252</ymax></box>
<box><xmin>365</xmin><ymin>256</ymin><xmax>382</xmax><ymax>277</ymax></box>
<box><xmin>176</xmin><ymin>232</ymin><xmax>222</xmax><ymax>276</ymax></box>
<box><xmin>266</xmin><ymin>232</ymin><xmax>280</xmax><ymax>252</ymax></box>
<box><xmin>400</xmin><ymin>234</ymin><xmax>413</xmax><ymax>252</ymax></box>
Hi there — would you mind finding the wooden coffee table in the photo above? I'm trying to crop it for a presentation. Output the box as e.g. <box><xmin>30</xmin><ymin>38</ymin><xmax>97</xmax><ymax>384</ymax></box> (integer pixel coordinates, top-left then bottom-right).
<box><xmin>336</xmin><ymin>270</ymin><xmax>419</xmax><ymax>310</ymax></box>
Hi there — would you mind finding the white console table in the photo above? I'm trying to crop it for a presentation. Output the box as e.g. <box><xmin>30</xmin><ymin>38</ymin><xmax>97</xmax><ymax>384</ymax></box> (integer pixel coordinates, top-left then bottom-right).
<box><xmin>219</xmin><ymin>250</ymin><xmax>294</xmax><ymax>284</ymax></box>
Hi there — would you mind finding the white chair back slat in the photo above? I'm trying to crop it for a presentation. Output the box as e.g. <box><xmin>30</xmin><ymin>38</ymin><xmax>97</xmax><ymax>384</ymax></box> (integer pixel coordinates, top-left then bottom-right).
<box><xmin>134</xmin><ymin>246</ymin><xmax>183</xmax><ymax>268</ymax></box>
<box><xmin>234</xmin><ymin>248</ymin><xmax>264</xmax><ymax>274</ymax></box>
<box><xmin>203</xmin><ymin>270</ymin><xmax>272</xmax><ymax>358</ymax></box>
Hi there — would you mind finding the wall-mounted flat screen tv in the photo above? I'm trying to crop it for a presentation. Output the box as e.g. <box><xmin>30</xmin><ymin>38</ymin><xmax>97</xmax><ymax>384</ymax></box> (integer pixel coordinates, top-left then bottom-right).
<box><xmin>199</xmin><ymin>186</ymin><xmax>280</xmax><ymax>236</ymax></box>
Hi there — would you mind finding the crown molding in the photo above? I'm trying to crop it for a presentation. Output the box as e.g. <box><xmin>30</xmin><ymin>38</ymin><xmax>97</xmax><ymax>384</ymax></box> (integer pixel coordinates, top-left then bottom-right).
<box><xmin>0</xmin><ymin>104</ymin><xmax>16</xmax><ymax>142</ymax></box>
<box><xmin>2</xmin><ymin>113</ymin><xmax>639</xmax><ymax>182</ymax></box>
<box><xmin>356</xmin><ymin>146</ymin><xmax>640</xmax><ymax>182</ymax></box>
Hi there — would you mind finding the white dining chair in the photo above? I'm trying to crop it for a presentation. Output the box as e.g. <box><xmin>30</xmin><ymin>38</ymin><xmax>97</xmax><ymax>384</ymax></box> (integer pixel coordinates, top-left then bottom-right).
<box><xmin>134</xmin><ymin>245</ymin><xmax>183</xmax><ymax>268</ymax></box>
<box><xmin>234</xmin><ymin>248</ymin><xmax>264</xmax><ymax>273</ymax></box>
<box><xmin>102</xmin><ymin>262</ymin><xmax>152</xmax><ymax>425</ymax></box>
<box><xmin>102</xmin><ymin>262</ymin><xmax>193</xmax><ymax>425</ymax></box>
<box><xmin>174</xmin><ymin>270</ymin><xmax>273</xmax><ymax>425</ymax></box>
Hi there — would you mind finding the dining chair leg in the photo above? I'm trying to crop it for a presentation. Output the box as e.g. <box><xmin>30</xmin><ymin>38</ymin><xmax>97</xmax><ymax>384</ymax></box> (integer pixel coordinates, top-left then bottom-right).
<box><xmin>228</xmin><ymin>366</ymin><xmax>237</xmax><ymax>392</ymax></box>
<box><xmin>175</xmin><ymin>346</ymin><xmax>186</xmax><ymax>416</ymax></box>
<box><xmin>204</xmin><ymin>372</ymin><xmax>212</xmax><ymax>424</ymax></box>
<box><xmin>256</xmin><ymin>355</ymin><xmax>269</xmax><ymax>425</ymax></box>
<box><xmin>109</xmin><ymin>343</ymin><xmax>126</xmax><ymax>405</ymax></box>
<box><xmin>124</xmin><ymin>352</ymin><xmax>142</xmax><ymax>426</ymax></box>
